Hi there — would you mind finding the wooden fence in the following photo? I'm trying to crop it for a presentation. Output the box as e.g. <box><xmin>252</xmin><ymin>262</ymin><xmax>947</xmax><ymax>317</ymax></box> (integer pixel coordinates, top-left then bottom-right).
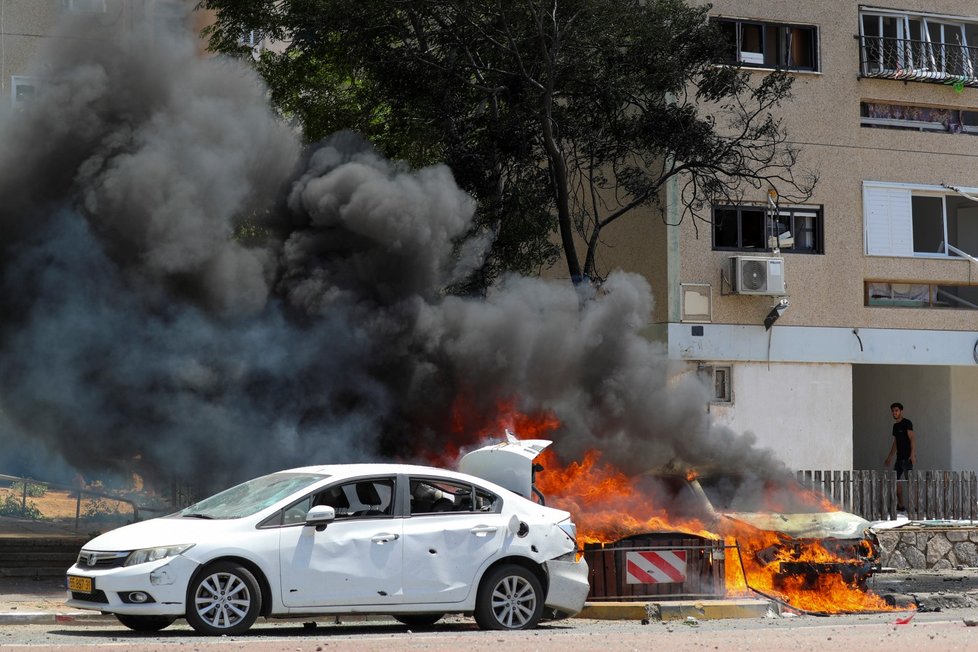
<box><xmin>797</xmin><ymin>469</ymin><xmax>978</xmax><ymax>522</ymax></box>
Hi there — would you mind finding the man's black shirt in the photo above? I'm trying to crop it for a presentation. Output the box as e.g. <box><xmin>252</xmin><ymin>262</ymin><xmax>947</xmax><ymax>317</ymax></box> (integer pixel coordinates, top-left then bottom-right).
<box><xmin>893</xmin><ymin>418</ymin><xmax>913</xmax><ymax>460</ymax></box>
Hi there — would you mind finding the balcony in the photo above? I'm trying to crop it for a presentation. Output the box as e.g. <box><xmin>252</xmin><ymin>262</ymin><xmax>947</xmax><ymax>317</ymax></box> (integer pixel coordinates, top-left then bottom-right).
<box><xmin>859</xmin><ymin>35</ymin><xmax>978</xmax><ymax>87</ymax></box>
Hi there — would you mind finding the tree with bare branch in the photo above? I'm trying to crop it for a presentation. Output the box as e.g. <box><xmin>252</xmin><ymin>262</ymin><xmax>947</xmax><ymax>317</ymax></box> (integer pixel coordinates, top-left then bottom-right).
<box><xmin>201</xmin><ymin>0</ymin><xmax>816</xmax><ymax>286</ymax></box>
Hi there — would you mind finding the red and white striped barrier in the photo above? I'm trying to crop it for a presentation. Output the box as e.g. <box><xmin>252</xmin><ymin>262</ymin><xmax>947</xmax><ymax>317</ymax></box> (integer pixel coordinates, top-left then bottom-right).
<box><xmin>624</xmin><ymin>550</ymin><xmax>687</xmax><ymax>584</ymax></box>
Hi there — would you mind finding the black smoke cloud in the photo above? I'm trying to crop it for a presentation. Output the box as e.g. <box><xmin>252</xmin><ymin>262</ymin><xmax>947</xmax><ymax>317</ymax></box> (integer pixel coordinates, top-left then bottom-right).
<box><xmin>0</xmin><ymin>18</ymin><xmax>783</xmax><ymax>489</ymax></box>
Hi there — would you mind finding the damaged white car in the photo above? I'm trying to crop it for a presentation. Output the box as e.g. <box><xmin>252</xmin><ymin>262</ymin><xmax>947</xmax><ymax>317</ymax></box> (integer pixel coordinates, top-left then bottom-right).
<box><xmin>65</xmin><ymin>440</ymin><xmax>588</xmax><ymax>635</ymax></box>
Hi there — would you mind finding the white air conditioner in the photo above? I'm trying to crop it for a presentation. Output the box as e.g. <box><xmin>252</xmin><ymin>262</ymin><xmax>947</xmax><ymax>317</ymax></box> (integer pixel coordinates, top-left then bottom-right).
<box><xmin>730</xmin><ymin>255</ymin><xmax>786</xmax><ymax>296</ymax></box>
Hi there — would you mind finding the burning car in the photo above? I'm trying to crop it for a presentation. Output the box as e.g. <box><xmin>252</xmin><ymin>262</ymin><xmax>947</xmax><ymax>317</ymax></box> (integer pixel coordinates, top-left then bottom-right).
<box><xmin>647</xmin><ymin>466</ymin><xmax>881</xmax><ymax>592</ymax></box>
<box><xmin>65</xmin><ymin>440</ymin><xmax>588</xmax><ymax>635</ymax></box>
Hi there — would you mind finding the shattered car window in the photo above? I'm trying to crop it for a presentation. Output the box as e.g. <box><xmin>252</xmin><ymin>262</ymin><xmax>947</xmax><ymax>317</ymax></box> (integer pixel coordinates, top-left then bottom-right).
<box><xmin>274</xmin><ymin>477</ymin><xmax>396</xmax><ymax>526</ymax></box>
<box><xmin>178</xmin><ymin>472</ymin><xmax>328</xmax><ymax>520</ymax></box>
<box><xmin>410</xmin><ymin>477</ymin><xmax>501</xmax><ymax>514</ymax></box>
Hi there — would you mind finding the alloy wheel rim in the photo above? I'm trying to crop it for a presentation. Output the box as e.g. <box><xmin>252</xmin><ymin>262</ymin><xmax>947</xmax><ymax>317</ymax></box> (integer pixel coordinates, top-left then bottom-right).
<box><xmin>194</xmin><ymin>571</ymin><xmax>251</xmax><ymax>629</ymax></box>
<box><xmin>490</xmin><ymin>575</ymin><xmax>536</xmax><ymax>628</ymax></box>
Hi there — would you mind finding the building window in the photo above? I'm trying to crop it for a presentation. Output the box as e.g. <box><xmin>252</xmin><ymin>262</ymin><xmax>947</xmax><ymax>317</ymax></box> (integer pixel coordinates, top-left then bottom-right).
<box><xmin>713</xmin><ymin>205</ymin><xmax>823</xmax><ymax>253</ymax></box>
<box><xmin>714</xmin><ymin>18</ymin><xmax>818</xmax><ymax>71</ymax></box>
<box><xmin>859</xmin><ymin>10</ymin><xmax>978</xmax><ymax>86</ymax></box>
<box><xmin>861</xmin><ymin>102</ymin><xmax>978</xmax><ymax>134</ymax></box>
<box><xmin>700</xmin><ymin>365</ymin><xmax>732</xmax><ymax>403</ymax></box>
<box><xmin>863</xmin><ymin>182</ymin><xmax>978</xmax><ymax>259</ymax></box>
<box><xmin>866</xmin><ymin>282</ymin><xmax>978</xmax><ymax>309</ymax></box>
<box><xmin>10</xmin><ymin>76</ymin><xmax>39</xmax><ymax>111</ymax></box>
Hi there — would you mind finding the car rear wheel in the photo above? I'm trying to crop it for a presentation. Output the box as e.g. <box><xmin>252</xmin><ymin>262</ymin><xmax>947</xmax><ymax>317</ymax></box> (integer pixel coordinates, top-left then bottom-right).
<box><xmin>115</xmin><ymin>614</ymin><xmax>176</xmax><ymax>632</ymax></box>
<box><xmin>393</xmin><ymin>613</ymin><xmax>444</xmax><ymax>628</ymax></box>
<box><xmin>185</xmin><ymin>562</ymin><xmax>262</xmax><ymax>635</ymax></box>
<box><xmin>474</xmin><ymin>564</ymin><xmax>543</xmax><ymax>630</ymax></box>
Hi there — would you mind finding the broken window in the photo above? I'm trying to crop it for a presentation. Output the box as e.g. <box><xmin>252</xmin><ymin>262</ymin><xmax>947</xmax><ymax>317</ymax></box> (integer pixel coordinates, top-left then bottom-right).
<box><xmin>866</xmin><ymin>282</ymin><xmax>978</xmax><ymax>309</ymax></box>
<box><xmin>860</xmin><ymin>102</ymin><xmax>971</xmax><ymax>134</ymax></box>
<box><xmin>713</xmin><ymin>18</ymin><xmax>818</xmax><ymax>71</ymax></box>
<box><xmin>713</xmin><ymin>205</ymin><xmax>823</xmax><ymax>253</ymax></box>
<box><xmin>409</xmin><ymin>477</ymin><xmax>500</xmax><ymax>515</ymax></box>
<box><xmin>864</xmin><ymin>182</ymin><xmax>978</xmax><ymax>259</ymax></box>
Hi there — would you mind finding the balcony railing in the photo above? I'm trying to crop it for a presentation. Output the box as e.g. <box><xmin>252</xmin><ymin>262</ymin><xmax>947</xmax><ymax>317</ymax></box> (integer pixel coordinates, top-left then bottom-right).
<box><xmin>859</xmin><ymin>35</ymin><xmax>978</xmax><ymax>87</ymax></box>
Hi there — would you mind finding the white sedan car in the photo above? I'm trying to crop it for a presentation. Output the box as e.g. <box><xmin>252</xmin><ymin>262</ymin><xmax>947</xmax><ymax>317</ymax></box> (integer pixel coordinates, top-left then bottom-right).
<box><xmin>65</xmin><ymin>457</ymin><xmax>588</xmax><ymax>635</ymax></box>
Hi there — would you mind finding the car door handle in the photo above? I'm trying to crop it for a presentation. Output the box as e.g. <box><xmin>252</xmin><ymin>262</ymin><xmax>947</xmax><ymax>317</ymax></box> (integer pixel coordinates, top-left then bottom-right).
<box><xmin>470</xmin><ymin>525</ymin><xmax>498</xmax><ymax>537</ymax></box>
<box><xmin>371</xmin><ymin>533</ymin><xmax>400</xmax><ymax>544</ymax></box>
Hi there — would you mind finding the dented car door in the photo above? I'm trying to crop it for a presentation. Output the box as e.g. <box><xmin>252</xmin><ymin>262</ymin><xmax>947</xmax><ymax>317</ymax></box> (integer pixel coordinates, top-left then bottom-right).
<box><xmin>401</xmin><ymin>475</ymin><xmax>506</xmax><ymax>604</ymax></box>
<box><xmin>278</xmin><ymin>476</ymin><xmax>403</xmax><ymax>607</ymax></box>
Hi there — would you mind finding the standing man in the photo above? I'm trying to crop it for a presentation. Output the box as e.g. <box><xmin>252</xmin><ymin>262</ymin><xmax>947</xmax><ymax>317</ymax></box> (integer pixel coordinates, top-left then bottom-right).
<box><xmin>884</xmin><ymin>402</ymin><xmax>916</xmax><ymax>512</ymax></box>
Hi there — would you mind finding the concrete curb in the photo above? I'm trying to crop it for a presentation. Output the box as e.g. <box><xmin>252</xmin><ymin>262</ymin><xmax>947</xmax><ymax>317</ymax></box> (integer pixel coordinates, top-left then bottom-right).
<box><xmin>579</xmin><ymin>598</ymin><xmax>774</xmax><ymax>622</ymax></box>
<box><xmin>0</xmin><ymin>599</ymin><xmax>776</xmax><ymax>627</ymax></box>
<box><xmin>0</xmin><ymin>610</ymin><xmax>116</xmax><ymax>625</ymax></box>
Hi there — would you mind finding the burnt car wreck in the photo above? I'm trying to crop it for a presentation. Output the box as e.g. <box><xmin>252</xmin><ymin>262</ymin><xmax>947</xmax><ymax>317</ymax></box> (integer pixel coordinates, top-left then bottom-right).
<box><xmin>655</xmin><ymin>466</ymin><xmax>881</xmax><ymax>590</ymax></box>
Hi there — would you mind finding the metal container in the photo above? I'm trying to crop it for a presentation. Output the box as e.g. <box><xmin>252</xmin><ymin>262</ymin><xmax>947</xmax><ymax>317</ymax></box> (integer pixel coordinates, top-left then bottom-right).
<box><xmin>584</xmin><ymin>532</ymin><xmax>726</xmax><ymax>601</ymax></box>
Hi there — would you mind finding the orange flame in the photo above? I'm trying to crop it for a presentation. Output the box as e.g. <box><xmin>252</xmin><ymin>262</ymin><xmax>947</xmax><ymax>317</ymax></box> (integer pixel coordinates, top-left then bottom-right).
<box><xmin>446</xmin><ymin>400</ymin><xmax>897</xmax><ymax>613</ymax></box>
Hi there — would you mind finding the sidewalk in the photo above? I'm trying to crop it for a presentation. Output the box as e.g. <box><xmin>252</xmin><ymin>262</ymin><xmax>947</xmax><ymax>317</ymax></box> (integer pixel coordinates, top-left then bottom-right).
<box><xmin>0</xmin><ymin>576</ymin><xmax>114</xmax><ymax>625</ymax></box>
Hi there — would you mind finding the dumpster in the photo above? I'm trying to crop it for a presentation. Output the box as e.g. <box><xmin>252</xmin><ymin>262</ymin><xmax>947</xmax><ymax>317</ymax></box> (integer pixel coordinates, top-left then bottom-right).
<box><xmin>584</xmin><ymin>532</ymin><xmax>726</xmax><ymax>601</ymax></box>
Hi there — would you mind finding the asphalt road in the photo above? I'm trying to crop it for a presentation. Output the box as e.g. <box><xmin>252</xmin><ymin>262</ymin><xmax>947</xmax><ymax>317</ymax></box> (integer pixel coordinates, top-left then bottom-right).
<box><xmin>3</xmin><ymin>568</ymin><xmax>978</xmax><ymax>650</ymax></box>
<box><xmin>3</xmin><ymin>610</ymin><xmax>978</xmax><ymax>651</ymax></box>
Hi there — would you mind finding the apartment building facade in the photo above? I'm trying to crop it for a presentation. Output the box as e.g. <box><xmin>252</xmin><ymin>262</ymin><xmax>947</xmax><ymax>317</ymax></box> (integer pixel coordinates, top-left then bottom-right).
<box><xmin>609</xmin><ymin>1</ymin><xmax>978</xmax><ymax>473</ymax></box>
<box><xmin>5</xmin><ymin>1</ymin><xmax>976</xmax><ymax>474</ymax></box>
<box><xmin>1</xmin><ymin>0</ymin><xmax>208</xmax><ymax>113</ymax></box>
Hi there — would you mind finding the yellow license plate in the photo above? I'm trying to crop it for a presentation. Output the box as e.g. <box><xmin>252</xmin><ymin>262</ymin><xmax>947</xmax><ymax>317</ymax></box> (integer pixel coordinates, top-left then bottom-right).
<box><xmin>67</xmin><ymin>576</ymin><xmax>93</xmax><ymax>593</ymax></box>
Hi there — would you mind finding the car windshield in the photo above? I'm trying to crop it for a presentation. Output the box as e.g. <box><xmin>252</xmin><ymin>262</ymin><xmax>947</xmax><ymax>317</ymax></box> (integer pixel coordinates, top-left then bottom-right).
<box><xmin>697</xmin><ymin>475</ymin><xmax>829</xmax><ymax>514</ymax></box>
<box><xmin>177</xmin><ymin>472</ymin><xmax>329</xmax><ymax>519</ymax></box>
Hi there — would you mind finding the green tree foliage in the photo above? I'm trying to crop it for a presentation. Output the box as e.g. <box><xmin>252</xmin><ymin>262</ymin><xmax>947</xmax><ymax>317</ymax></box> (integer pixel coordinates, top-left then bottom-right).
<box><xmin>200</xmin><ymin>0</ymin><xmax>815</xmax><ymax>286</ymax></box>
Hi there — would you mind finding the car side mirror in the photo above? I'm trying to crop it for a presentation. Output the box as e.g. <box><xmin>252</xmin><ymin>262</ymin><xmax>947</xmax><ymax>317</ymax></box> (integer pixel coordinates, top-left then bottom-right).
<box><xmin>305</xmin><ymin>505</ymin><xmax>336</xmax><ymax>532</ymax></box>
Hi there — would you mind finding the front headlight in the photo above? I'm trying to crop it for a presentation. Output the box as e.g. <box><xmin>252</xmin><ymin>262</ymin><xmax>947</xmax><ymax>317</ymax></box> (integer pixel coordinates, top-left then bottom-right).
<box><xmin>124</xmin><ymin>544</ymin><xmax>195</xmax><ymax>567</ymax></box>
<box><xmin>557</xmin><ymin>520</ymin><xmax>577</xmax><ymax>545</ymax></box>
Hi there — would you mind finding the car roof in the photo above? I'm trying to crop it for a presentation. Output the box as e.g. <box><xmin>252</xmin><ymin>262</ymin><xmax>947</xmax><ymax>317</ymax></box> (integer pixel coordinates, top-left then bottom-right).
<box><xmin>278</xmin><ymin>463</ymin><xmax>512</xmax><ymax>490</ymax></box>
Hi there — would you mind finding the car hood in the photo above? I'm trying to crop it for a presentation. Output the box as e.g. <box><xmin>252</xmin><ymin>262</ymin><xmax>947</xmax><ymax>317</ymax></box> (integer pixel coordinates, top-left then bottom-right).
<box><xmin>721</xmin><ymin>510</ymin><xmax>872</xmax><ymax>540</ymax></box>
<box><xmin>82</xmin><ymin>516</ymin><xmax>242</xmax><ymax>551</ymax></box>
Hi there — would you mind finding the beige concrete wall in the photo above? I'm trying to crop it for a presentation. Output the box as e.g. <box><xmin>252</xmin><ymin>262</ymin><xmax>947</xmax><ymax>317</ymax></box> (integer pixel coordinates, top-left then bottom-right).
<box><xmin>707</xmin><ymin>361</ymin><xmax>852</xmax><ymax>469</ymax></box>
<box><xmin>646</xmin><ymin>1</ymin><xmax>978</xmax><ymax>331</ymax></box>
<box><xmin>1</xmin><ymin>1</ymin><xmax>206</xmax><ymax>102</ymax></box>
<box><xmin>0</xmin><ymin>0</ymin><xmax>63</xmax><ymax>99</ymax></box>
<box><xmin>951</xmin><ymin>366</ymin><xmax>978</xmax><ymax>471</ymax></box>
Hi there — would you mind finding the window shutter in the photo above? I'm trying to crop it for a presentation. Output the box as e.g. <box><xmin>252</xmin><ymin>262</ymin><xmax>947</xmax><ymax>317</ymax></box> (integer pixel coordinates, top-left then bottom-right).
<box><xmin>864</xmin><ymin>184</ymin><xmax>913</xmax><ymax>256</ymax></box>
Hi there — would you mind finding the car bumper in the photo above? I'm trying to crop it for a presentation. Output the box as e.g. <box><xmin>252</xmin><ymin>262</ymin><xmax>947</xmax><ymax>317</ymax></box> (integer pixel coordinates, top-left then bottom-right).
<box><xmin>64</xmin><ymin>555</ymin><xmax>199</xmax><ymax>616</ymax></box>
<box><xmin>543</xmin><ymin>557</ymin><xmax>589</xmax><ymax>616</ymax></box>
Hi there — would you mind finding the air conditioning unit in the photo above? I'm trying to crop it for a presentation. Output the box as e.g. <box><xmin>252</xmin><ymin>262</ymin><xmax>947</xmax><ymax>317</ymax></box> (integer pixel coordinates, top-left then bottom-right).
<box><xmin>730</xmin><ymin>256</ymin><xmax>786</xmax><ymax>296</ymax></box>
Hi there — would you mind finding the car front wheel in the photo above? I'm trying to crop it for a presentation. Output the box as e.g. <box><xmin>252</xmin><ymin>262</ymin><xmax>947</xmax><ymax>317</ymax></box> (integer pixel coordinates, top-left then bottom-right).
<box><xmin>115</xmin><ymin>614</ymin><xmax>176</xmax><ymax>632</ymax></box>
<box><xmin>474</xmin><ymin>564</ymin><xmax>544</xmax><ymax>630</ymax></box>
<box><xmin>185</xmin><ymin>562</ymin><xmax>262</xmax><ymax>635</ymax></box>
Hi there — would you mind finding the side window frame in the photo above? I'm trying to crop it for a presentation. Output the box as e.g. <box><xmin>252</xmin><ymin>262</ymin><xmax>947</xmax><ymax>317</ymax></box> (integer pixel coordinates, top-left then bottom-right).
<box><xmin>258</xmin><ymin>476</ymin><xmax>397</xmax><ymax>528</ymax></box>
<box><xmin>408</xmin><ymin>476</ymin><xmax>502</xmax><ymax>516</ymax></box>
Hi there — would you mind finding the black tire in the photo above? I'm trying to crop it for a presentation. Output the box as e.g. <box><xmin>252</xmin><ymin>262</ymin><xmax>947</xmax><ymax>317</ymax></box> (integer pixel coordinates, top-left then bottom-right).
<box><xmin>115</xmin><ymin>614</ymin><xmax>177</xmax><ymax>632</ymax></box>
<box><xmin>394</xmin><ymin>613</ymin><xmax>444</xmax><ymax>628</ymax></box>
<box><xmin>474</xmin><ymin>564</ymin><xmax>544</xmax><ymax>630</ymax></box>
<box><xmin>185</xmin><ymin>562</ymin><xmax>262</xmax><ymax>635</ymax></box>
